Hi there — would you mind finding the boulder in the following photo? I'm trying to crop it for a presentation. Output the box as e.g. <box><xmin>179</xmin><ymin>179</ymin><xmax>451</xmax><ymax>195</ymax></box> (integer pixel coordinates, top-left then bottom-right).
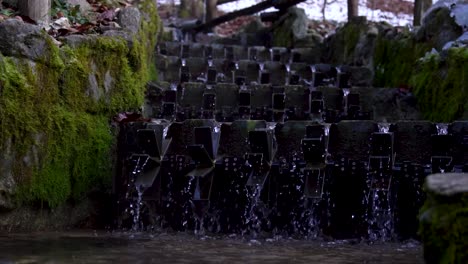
<box><xmin>415</xmin><ymin>0</ymin><xmax>465</xmax><ymax>50</ymax></box>
<box><xmin>117</xmin><ymin>7</ymin><xmax>142</xmax><ymax>34</ymax></box>
<box><xmin>0</xmin><ymin>19</ymin><xmax>53</xmax><ymax>63</ymax></box>
<box><xmin>272</xmin><ymin>7</ymin><xmax>310</xmax><ymax>47</ymax></box>
<box><xmin>420</xmin><ymin>173</ymin><xmax>468</xmax><ymax>264</ymax></box>
<box><xmin>323</xmin><ymin>16</ymin><xmax>386</xmax><ymax>67</ymax></box>
<box><xmin>66</xmin><ymin>0</ymin><xmax>93</xmax><ymax>14</ymax></box>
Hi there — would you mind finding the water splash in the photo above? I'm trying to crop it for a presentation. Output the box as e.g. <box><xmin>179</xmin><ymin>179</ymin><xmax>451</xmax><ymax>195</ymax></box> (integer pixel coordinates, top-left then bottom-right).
<box><xmin>267</xmin><ymin>122</ymin><xmax>277</xmax><ymax>131</ymax></box>
<box><xmin>436</xmin><ymin>123</ymin><xmax>448</xmax><ymax>135</ymax></box>
<box><xmin>208</xmin><ymin>59</ymin><xmax>213</xmax><ymax>67</ymax></box>
<box><xmin>181</xmin><ymin>59</ymin><xmax>186</xmax><ymax>67</ymax></box>
<box><xmin>323</xmin><ymin>123</ymin><xmax>331</xmax><ymax>136</ymax></box>
<box><xmin>243</xmin><ymin>183</ymin><xmax>264</xmax><ymax>238</ymax></box>
<box><xmin>213</xmin><ymin>122</ymin><xmax>221</xmax><ymax>134</ymax></box>
<box><xmin>378</xmin><ymin>122</ymin><xmax>390</xmax><ymax>133</ymax></box>
<box><xmin>132</xmin><ymin>185</ymin><xmax>144</xmax><ymax>231</ymax></box>
<box><xmin>259</xmin><ymin>62</ymin><xmax>265</xmax><ymax>71</ymax></box>
<box><xmin>365</xmin><ymin>187</ymin><xmax>394</xmax><ymax>242</ymax></box>
<box><xmin>128</xmin><ymin>155</ymin><xmax>151</xmax><ymax>231</ymax></box>
<box><xmin>364</xmin><ymin>160</ymin><xmax>394</xmax><ymax>242</ymax></box>
<box><xmin>342</xmin><ymin>88</ymin><xmax>350</xmax><ymax>97</ymax></box>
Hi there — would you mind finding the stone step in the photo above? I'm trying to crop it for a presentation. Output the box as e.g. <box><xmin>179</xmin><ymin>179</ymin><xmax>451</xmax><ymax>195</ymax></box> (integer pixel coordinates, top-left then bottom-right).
<box><xmin>147</xmin><ymin>82</ymin><xmax>420</xmax><ymax>122</ymax></box>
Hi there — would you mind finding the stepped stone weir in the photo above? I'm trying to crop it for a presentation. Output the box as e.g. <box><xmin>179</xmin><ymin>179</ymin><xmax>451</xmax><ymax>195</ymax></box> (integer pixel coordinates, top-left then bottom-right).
<box><xmin>117</xmin><ymin>40</ymin><xmax>468</xmax><ymax>240</ymax></box>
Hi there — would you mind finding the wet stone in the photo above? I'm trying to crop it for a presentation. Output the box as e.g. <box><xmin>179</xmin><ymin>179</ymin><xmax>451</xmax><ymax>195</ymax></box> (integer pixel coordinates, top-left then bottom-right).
<box><xmin>218</xmin><ymin>120</ymin><xmax>267</xmax><ymax>158</ymax></box>
<box><xmin>328</xmin><ymin>121</ymin><xmax>377</xmax><ymax>161</ymax></box>
<box><xmin>451</xmin><ymin>121</ymin><xmax>468</xmax><ymax>165</ymax></box>
<box><xmin>391</xmin><ymin>121</ymin><xmax>433</xmax><ymax>164</ymax></box>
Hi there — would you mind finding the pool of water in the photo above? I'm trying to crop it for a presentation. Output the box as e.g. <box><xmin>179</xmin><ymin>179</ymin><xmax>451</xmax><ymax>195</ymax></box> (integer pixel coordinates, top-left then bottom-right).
<box><xmin>0</xmin><ymin>231</ymin><xmax>423</xmax><ymax>263</ymax></box>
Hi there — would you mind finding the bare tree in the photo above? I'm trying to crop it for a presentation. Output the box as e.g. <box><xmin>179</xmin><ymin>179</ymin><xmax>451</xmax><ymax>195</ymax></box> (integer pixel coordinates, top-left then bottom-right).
<box><xmin>18</xmin><ymin>0</ymin><xmax>50</xmax><ymax>24</ymax></box>
<box><xmin>347</xmin><ymin>0</ymin><xmax>358</xmax><ymax>20</ymax></box>
<box><xmin>413</xmin><ymin>0</ymin><xmax>432</xmax><ymax>26</ymax></box>
<box><xmin>321</xmin><ymin>0</ymin><xmax>338</xmax><ymax>21</ymax></box>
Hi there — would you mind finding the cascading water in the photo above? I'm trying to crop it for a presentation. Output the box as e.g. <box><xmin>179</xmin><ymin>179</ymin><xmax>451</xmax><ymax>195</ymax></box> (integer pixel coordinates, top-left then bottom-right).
<box><xmin>365</xmin><ymin>123</ymin><xmax>394</xmax><ymax>242</ymax></box>
<box><xmin>125</xmin><ymin>155</ymin><xmax>151</xmax><ymax>231</ymax></box>
<box><xmin>436</xmin><ymin>123</ymin><xmax>448</xmax><ymax>135</ymax></box>
<box><xmin>182</xmin><ymin>176</ymin><xmax>196</xmax><ymax>229</ymax></box>
<box><xmin>243</xmin><ymin>183</ymin><xmax>264</xmax><ymax>239</ymax></box>
<box><xmin>342</xmin><ymin>88</ymin><xmax>350</xmax><ymax>116</ymax></box>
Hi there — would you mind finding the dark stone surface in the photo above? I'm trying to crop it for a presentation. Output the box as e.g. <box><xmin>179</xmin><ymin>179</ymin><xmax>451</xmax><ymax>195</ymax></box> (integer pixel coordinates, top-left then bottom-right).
<box><xmin>393</xmin><ymin>121</ymin><xmax>433</xmax><ymax>163</ymax></box>
<box><xmin>275</xmin><ymin>121</ymin><xmax>318</xmax><ymax>160</ymax></box>
<box><xmin>166</xmin><ymin>119</ymin><xmax>217</xmax><ymax>156</ymax></box>
<box><xmin>451</xmin><ymin>121</ymin><xmax>468</xmax><ymax>165</ymax></box>
<box><xmin>328</xmin><ymin>121</ymin><xmax>377</xmax><ymax>160</ymax></box>
<box><xmin>218</xmin><ymin>120</ymin><xmax>267</xmax><ymax>157</ymax></box>
<box><xmin>0</xmin><ymin>19</ymin><xmax>52</xmax><ymax>62</ymax></box>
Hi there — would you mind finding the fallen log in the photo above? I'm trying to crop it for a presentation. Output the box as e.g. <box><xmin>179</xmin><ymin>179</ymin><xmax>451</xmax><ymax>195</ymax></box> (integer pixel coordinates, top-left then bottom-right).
<box><xmin>217</xmin><ymin>0</ymin><xmax>238</xmax><ymax>6</ymax></box>
<box><xmin>193</xmin><ymin>0</ymin><xmax>306</xmax><ymax>33</ymax></box>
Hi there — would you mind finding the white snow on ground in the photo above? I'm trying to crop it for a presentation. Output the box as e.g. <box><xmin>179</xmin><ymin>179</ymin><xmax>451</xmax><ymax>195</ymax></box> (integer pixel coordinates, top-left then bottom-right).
<box><xmin>157</xmin><ymin>0</ymin><xmax>417</xmax><ymax>26</ymax></box>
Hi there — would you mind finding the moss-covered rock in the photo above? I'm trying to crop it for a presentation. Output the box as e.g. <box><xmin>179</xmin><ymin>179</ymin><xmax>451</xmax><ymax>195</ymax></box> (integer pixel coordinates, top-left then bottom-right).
<box><xmin>415</xmin><ymin>3</ymin><xmax>464</xmax><ymax>50</ymax></box>
<box><xmin>326</xmin><ymin>15</ymin><xmax>466</xmax><ymax>122</ymax></box>
<box><xmin>411</xmin><ymin>47</ymin><xmax>468</xmax><ymax>122</ymax></box>
<box><xmin>0</xmin><ymin>0</ymin><xmax>159</xmax><ymax>228</ymax></box>
<box><xmin>419</xmin><ymin>173</ymin><xmax>468</xmax><ymax>264</ymax></box>
<box><xmin>373</xmin><ymin>33</ymin><xmax>431</xmax><ymax>88</ymax></box>
<box><xmin>272</xmin><ymin>7</ymin><xmax>309</xmax><ymax>48</ymax></box>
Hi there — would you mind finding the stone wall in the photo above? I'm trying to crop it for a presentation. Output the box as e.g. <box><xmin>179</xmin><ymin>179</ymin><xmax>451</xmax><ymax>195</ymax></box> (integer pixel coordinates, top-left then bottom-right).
<box><xmin>0</xmin><ymin>0</ymin><xmax>160</xmax><ymax>230</ymax></box>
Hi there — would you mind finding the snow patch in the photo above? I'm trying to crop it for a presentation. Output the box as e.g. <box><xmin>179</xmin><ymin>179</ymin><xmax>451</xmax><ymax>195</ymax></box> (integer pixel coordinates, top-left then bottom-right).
<box><xmin>158</xmin><ymin>0</ymin><xmax>418</xmax><ymax>26</ymax></box>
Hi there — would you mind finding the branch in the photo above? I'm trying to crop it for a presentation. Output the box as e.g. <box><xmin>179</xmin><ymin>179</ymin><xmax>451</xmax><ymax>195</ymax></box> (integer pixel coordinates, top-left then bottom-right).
<box><xmin>217</xmin><ymin>0</ymin><xmax>238</xmax><ymax>6</ymax></box>
<box><xmin>193</xmin><ymin>0</ymin><xmax>275</xmax><ymax>33</ymax></box>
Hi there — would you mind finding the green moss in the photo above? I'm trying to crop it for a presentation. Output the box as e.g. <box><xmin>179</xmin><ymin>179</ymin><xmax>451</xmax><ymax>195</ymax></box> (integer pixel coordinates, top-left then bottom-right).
<box><xmin>411</xmin><ymin>48</ymin><xmax>468</xmax><ymax>122</ymax></box>
<box><xmin>273</xmin><ymin>19</ymin><xmax>294</xmax><ymax>48</ymax></box>
<box><xmin>373</xmin><ymin>35</ymin><xmax>431</xmax><ymax>88</ymax></box>
<box><xmin>325</xmin><ymin>20</ymin><xmax>365</xmax><ymax>65</ymax></box>
<box><xmin>342</xmin><ymin>22</ymin><xmax>361</xmax><ymax>62</ymax></box>
<box><xmin>0</xmin><ymin>0</ymin><xmax>160</xmax><ymax>208</ymax></box>
<box><xmin>419</xmin><ymin>191</ymin><xmax>468</xmax><ymax>263</ymax></box>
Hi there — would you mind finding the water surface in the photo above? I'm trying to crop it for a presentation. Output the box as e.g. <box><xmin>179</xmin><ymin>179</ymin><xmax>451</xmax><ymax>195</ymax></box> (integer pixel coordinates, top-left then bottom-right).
<box><xmin>0</xmin><ymin>231</ymin><xmax>423</xmax><ymax>263</ymax></box>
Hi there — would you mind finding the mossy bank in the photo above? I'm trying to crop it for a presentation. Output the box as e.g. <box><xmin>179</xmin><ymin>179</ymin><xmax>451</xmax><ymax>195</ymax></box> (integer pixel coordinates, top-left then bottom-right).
<box><xmin>0</xmin><ymin>0</ymin><xmax>160</xmax><ymax>230</ymax></box>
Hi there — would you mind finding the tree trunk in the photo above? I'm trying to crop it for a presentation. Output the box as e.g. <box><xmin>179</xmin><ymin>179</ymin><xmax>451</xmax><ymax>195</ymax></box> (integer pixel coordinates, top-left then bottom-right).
<box><xmin>347</xmin><ymin>0</ymin><xmax>358</xmax><ymax>20</ymax></box>
<box><xmin>217</xmin><ymin>0</ymin><xmax>237</xmax><ymax>5</ymax></box>
<box><xmin>179</xmin><ymin>0</ymin><xmax>191</xmax><ymax>17</ymax></box>
<box><xmin>414</xmin><ymin>0</ymin><xmax>432</xmax><ymax>26</ymax></box>
<box><xmin>205</xmin><ymin>0</ymin><xmax>218</xmax><ymax>23</ymax></box>
<box><xmin>18</xmin><ymin>0</ymin><xmax>50</xmax><ymax>24</ymax></box>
